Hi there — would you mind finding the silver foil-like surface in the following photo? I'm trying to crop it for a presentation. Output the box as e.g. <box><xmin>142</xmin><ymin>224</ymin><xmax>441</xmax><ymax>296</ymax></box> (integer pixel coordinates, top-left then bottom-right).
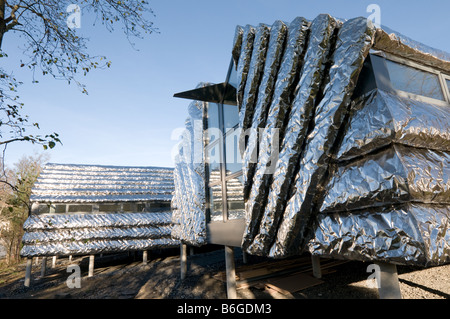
<box><xmin>321</xmin><ymin>144</ymin><xmax>450</xmax><ymax>213</ymax></box>
<box><xmin>247</xmin><ymin>14</ymin><xmax>340</xmax><ymax>255</ymax></box>
<box><xmin>170</xmin><ymin>85</ymin><xmax>208</xmax><ymax>246</ymax></box>
<box><xmin>241</xmin><ymin>17</ymin><xmax>311</xmax><ymax>251</ymax></box>
<box><xmin>241</xmin><ymin>20</ymin><xmax>288</xmax><ymax>199</ymax></box>
<box><xmin>374</xmin><ymin>28</ymin><xmax>450</xmax><ymax>73</ymax></box>
<box><xmin>269</xmin><ymin>17</ymin><xmax>376</xmax><ymax>258</ymax></box>
<box><xmin>309</xmin><ymin>203</ymin><xmax>450</xmax><ymax>267</ymax></box>
<box><xmin>21</xmin><ymin>238</ymin><xmax>178</xmax><ymax>258</ymax></box>
<box><xmin>31</xmin><ymin>163</ymin><xmax>174</xmax><ymax>203</ymax></box>
<box><xmin>21</xmin><ymin>212</ymin><xmax>177</xmax><ymax>257</ymax></box>
<box><xmin>236</xmin><ymin>25</ymin><xmax>256</xmax><ymax>108</ymax></box>
<box><xmin>232</xmin><ymin>26</ymin><xmax>244</xmax><ymax>70</ymax></box>
<box><xmin>238</xmin><ymin>23</ymin><xmax>270</xmax><ymax>133</ymax></box>
<box><xmin>336</xmin><ymin>89</ymin><xmax>450</xmax><ymax>161</ymax></box>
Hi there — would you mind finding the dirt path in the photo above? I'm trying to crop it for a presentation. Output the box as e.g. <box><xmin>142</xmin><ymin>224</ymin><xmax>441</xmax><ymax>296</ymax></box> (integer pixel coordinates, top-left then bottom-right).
<box><xmin>0</xmin><ymin>247</ymin><xmax>449</xmax><ymax>299</ymax></box>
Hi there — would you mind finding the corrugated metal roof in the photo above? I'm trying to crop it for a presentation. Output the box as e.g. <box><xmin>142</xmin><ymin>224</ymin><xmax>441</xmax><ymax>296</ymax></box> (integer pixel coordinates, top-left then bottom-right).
<box><xmin>31</xmin><ymin>163</ymin><xmax>174</xmax><ymax>203</ymax></box>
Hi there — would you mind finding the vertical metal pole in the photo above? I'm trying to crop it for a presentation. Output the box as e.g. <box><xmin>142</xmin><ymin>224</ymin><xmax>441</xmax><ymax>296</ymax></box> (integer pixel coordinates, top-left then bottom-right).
<box><xmin>40</xmin><ymin>257</ymin><xmax>47</xmax><ymax>277</ymax></box>
<box><xmin>180</xmin><ymin>243</ymin><xmax>187</xmax><ymax>280</ymax></box>
<box><xmin>376</xmin><ymin>262</ymin><xmax>402</xmax><ymax>299</ymax></box>
<box><xmin>242</xmin><ymin>251</ymin><xmax>248</xmax><ymax>264</ymax></box>
<box><xmin>311</xmin><ymin>255</ymin><xmax>322</xmax><ymax>279</ymax></box>
<box><xmin>225</xmin><ymin>246</ymin><xmax>237</xmax><ymax>299</ymax></box>
<box><xmin>24</xmin><ymin>258</ymin><xmax>32</xmax><ymax>287</ymax></box>
<box><xmin>52</xmin><ymin>256</ymin><xmax>57</xmax><ymax>268</ymax></box>
<box><xmin>143</xmin><ymin>250</ymin><xmax>148</xmax><ymax>264</ymax></box>
<box><xmin>88</xmin><ymin>255</ymin><xmax>95</xmax><ymax>277</ymax></box>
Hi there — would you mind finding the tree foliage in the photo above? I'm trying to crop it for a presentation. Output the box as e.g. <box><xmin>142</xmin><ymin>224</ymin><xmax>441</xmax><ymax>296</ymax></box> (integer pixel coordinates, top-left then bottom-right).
<box><xmin>0</xmin><ymin>153</ymin><xmax>48</xmax><ymax>264</ymax></box>
<box><xmin>0</xmin><ymin>0</ymin><xmax>156</xmax><ymax>158</ymax></box>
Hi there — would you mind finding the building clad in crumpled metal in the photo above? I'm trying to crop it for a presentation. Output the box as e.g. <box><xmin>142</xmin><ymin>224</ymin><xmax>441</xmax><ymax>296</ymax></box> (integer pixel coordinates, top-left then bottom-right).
<box><xmin>171</xmin><ymin>84</ymin><xmax>208</xmax><ymax>246</ymax></box>
<box><xmin>21</xmin><ymin>163</ymin><xmax>178</xmax><ymax>257</ymax></box>
<box><xmin>232</xmin><ymin>14</ymin><xmax>450</xmax><ymax>266</ymax></box>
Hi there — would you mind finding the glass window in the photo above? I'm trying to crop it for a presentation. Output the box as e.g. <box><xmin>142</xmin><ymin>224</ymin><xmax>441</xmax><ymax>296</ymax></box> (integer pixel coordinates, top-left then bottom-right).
<box><xmin>206</xmin><ymin>103</ymin><xmax>220</xmax><ymax>142</ymax></box>
<box><xmin>223</xmin><ymin>104</ymin><xmax>240</xmax><ymax>132</ymax></box>
<box><xmin>206</xmin><ymin>143</ymin><xmax>221</xmax><ymax>179</ymax></box>
<box><xmin>226</xmin><ymin>176</ymin><xmax>245</xmax><ymax>220</ymax></box>
<box><xmin>385</xmin><ymin>59</ymin><xmax>445</xmax><ymax>101</ymax></box>
<box><xmin>446</xmin><ymin>79</ymin><xmax>450</xmax><ymax>96</ymax></box>
<box><xmin>224</xmin><ymin>129</ymin><xmax>242</xmax><ymax>175</ymax></box>
<box><xmin>209</xmin><ymin>184</ymin><xmax>224</xmax><ymax>222</ymax></box>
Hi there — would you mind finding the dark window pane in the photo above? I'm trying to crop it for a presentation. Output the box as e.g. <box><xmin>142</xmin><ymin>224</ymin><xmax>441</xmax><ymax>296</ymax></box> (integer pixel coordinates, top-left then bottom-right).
<box><xmin>209</xmin><ymin>184</ymin><xmax>223</xmax><ymax>221</ymax></box>
<box><xmin>385</xmin><ymin>60</ymin><xmax>445</xmax><ymax>101</ymax></box>
<box><xmin>226</xmin><ymin>175</ymin><xmax>245</xmax><ymax>220</ymax></box>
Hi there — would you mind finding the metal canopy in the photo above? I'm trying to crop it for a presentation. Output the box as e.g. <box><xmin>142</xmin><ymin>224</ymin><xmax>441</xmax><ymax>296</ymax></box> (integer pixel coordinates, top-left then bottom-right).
<box><xmin>174</xmin><ymin>82</ymin><xmax>237</xmax><ymax>106</ymax></box>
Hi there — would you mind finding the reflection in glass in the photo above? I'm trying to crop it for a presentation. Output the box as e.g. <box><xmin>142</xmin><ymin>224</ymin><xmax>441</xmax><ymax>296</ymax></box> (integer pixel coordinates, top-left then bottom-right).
<box><xmin>226</xmin><ymin>175</ymin><xmax>245</xmax><ymax>220</ymax></box>
<box><xmin>223</xmin><ymin>104</ymin><xmax>240</xmax><ymax>131</ymax></box>
<box><xmin>224</xmin><ymin>129</ymin><xmax>243</xmax><ymax>174</ymax></box>
<box><xmin>209</xmin><ymin>184</ymin><xmax>223</xmax><ymax>222</ymax></box>
<box><xmin>206</xmin><ymin>103</ymin><xmax>220</xmax><ymax>142</ymax></box>
<box><xmin>385</xmin><ymin>60</ymin><xmax>445</xmax><ymax>101</ymax></box>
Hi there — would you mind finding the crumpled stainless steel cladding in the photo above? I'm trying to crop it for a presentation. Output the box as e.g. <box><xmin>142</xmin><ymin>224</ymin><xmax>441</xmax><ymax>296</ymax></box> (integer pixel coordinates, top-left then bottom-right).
<box><xmin>236</xmin><ymin>25</ymin><xmax>256</xmax><ymax>108</ymax></box>
<box><xmin>241</xmin><ymin>20</ymin><xmax>288</xmax><ymax>199</ymax></box>
<box><xmin>20</xmin><ymin>212</ymin><xmax>177</xmax><ymax>257</ymax></box>
<box><xmin>21</xmin><ymin>238</ymin><xmax>178</xmax><ymax>258</ymax></box>
<box><xmin>373</xmin><ymin>28</ymin><xmax>450</xmax><ymax>74</ymax></box>
<box><xmin>238</xmin><ymin>23</ymin><xmax>271</xmax><ymax>134</ymax></box>
<box><xmin>308</xmin><ymin>203</ymin><xmax>450</xmax><ymax>267</ymax></box>
<box><xmin>241</xmin><ymin>17</ymin><xmax>311</xmax><ymax>252</ymax></box>
<box><xmin>321</xmin><ymin>144</ymin><xmax>450</xmax><ymax>213</ymax></box>
<box><xmin>170</xmin><ymin>86</ymin><xmax>208</xmax><ymax>247</ymax></box>
<box><xmin>22</xmin><ymin>225</ymin><xmax>173</xmax><ymax>244</ymax></box>
<box><xmin>232</xmin><ymin>26</ymin><xmax>244</xmax><ymax>71</ymax></box>
<box><xmin>246</xmin><ymin>14</ymin><xmax>340</xmax><ymax>256</ymax></box>
<box><xmin>23</xmin><ymin>212</ymin><xmax>173</xmax><ymax>231</ymax></box>
<box><xmin>336</xmin><ymin>89</ymin><xmax>450</xmax><ymax>162</ymax></box>
<box><xmin>269</xmin><ymin>17</ymin><xmax>376</xmax><ymax>258</ymax></box>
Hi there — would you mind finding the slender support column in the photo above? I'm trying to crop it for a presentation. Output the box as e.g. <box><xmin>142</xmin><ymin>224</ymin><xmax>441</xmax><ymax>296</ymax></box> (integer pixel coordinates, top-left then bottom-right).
<box><xmin>143</xmin><ymin>250</ymin><xmax>148</xmax><ymax>264</ymax></box>
<box><xmin>376</xmin><ymin>262</ymin><xmax>402</xmax><ymax>299</ymax></box>
<box><xmin>311</xmin><ymin>255</ymin><xmax>322</xmax><ymax>279</ymax></box>
<box><xmin>69</xmin><ymin>255</ymin><xmax>73</xmax><ymax>263</ymax></box>
<box><xmin>225</xmin><ymin>246</ymin><xmax>237</xmax><ymax>299</ymax></box>
<box><xmin>180</xmin><ymin>243</ymin><xmax>187</xmax><ymax>280</ymax></box>
<box><xmin>242</xmin><ymin>251</ymin><xmax>248</xmax><ymax>264</ymax></box>
<box><xmin>40</xmin><ymin>257</ymin><xmax>47</xmax><ymax>277</ymax></box>
<box><xmin>52</xmin><ymin>256</ymin><xmax>57</xmax><ymax>268</ymax></box>
<box><xmin>24</xmin><ymin>258</ymin><xmax>33</xmax><ymax>287</ymax></box>
<box><xmin>34</xmin><ymin>257</ymin><xmax>39</xmax><ymax>265</ymax></box>
<box><xmin>88</xmin><ymin>255</ymin><xmax>95</xmax><ymax>277</ymax></box>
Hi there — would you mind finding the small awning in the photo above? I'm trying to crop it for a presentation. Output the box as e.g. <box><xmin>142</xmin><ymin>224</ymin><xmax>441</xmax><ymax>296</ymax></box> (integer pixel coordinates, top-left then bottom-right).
<box><xmin>174</xmin><ymin>82</ymin><xmax>237</xmax><ymax>106</ymax></box>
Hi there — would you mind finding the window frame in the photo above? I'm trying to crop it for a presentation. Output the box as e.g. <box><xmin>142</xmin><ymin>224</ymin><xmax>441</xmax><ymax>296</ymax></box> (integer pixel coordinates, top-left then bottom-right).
<box><xmin>204</xmin><ymin>58</ymin><xmax>243</xmax><ymax>223</ymax></box>
<box><xmin>375</xmin><ymin>51</ymin><xmax>450</xmax><ymax>106</ymax></box>
<box><xmin>442</xmin><ymin>73</ymin><xmax>450</xmax><ymax>102</ymax></box>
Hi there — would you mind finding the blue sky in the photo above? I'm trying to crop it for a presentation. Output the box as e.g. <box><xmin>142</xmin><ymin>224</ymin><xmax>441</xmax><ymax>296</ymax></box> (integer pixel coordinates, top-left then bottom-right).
<box><xmin>2</xmin><ymin>0</ymin><xmax>450</xmax><ymax>168</ymax></box>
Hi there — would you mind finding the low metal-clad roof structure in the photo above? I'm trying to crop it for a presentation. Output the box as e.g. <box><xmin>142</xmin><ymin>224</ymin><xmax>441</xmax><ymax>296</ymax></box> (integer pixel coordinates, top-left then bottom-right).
<box><xmin>21</xmin><ymin>163</ymin><xmax>178</xmax><ymax>258</ymax></box>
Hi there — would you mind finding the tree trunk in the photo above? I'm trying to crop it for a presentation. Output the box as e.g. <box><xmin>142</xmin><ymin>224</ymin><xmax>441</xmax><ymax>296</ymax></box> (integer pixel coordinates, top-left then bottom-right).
<box><xmin>0</xmin><ymin>0</ymin><xmax>5</xmax><ymax>50</ymax></box>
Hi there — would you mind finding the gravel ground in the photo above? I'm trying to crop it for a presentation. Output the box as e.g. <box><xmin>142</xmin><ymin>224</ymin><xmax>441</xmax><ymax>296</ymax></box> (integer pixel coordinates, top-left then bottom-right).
<box><xmin>0</xmin><ymin>246</ymin><xmax>449</xmax><ymax>300</ymax></box>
